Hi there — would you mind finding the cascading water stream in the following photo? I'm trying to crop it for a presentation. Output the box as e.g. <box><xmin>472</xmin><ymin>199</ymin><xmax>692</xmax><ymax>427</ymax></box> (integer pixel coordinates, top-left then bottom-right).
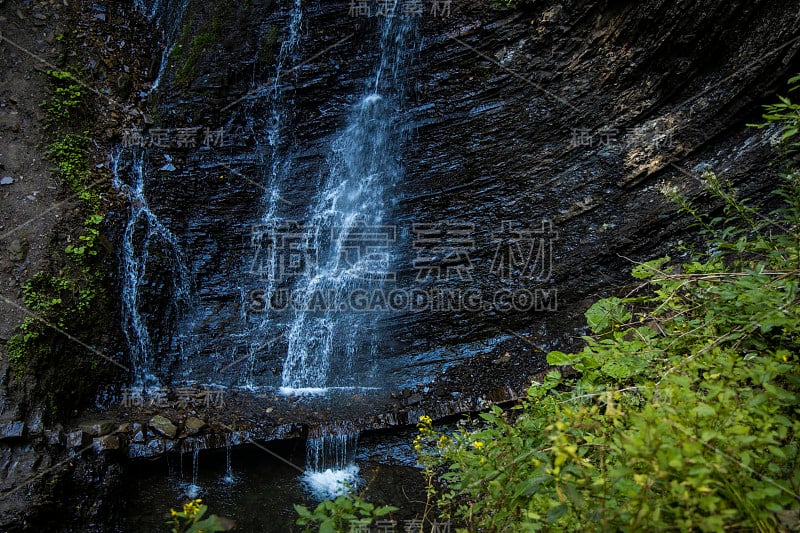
<box><xmin>241</xmin><ymin>0</ymin><xmax>305</xmax><ymax>388</ymax></box>
<box><xmin>280</xmin><ymin>0</ymin><xmax>414</xmax><ymax>394</ymax></box>
<box><xmin>120</xmin><ymin>0</ymin><xmax>413</xmax><ymax>502</ymax></box>
<box><xmin>223</xmin><ymin>442</ymin><xmax>235</xmax><ymax>484</ymax></box>
<box><xmin>134</xmin><ymin>0</ymin><xmax>191</xmax><ymax>93</ymax></box>
<box><xmin>302</xmin><ymin>430</ymin><xmax>360</xmax><ymax>499</ymax></box>
<box><xmin>111</xmin><ymin>150</ymin><xmax>194</xmax><ymax>390</ymax></box>
<box><xmin>184</xmin><ymin>446</ymin><xmax>201</xmax><ymax>498</ymax></box>
<box><xmin>292</xmin><ymin>3</ymin><xmax>414</xmax><ymax>498</ymax></box>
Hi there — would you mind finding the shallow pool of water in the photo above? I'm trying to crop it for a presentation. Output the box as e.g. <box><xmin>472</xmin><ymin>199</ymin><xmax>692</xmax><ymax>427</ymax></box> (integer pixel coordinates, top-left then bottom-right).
<box><xmin>125</xmin><ymin>432</ymin><xmax>427</xmax><ymax>532</ymax></box>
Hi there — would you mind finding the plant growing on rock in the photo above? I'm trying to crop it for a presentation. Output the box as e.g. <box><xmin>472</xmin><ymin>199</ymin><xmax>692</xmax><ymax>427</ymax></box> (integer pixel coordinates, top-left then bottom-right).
<box><xmin>41</xmin><ymin>69</ymin><xmax>86</xmax><ymax>130</ymax></box>
<box><xmin>414</xmin><ymin>76</ymin><xmax>800</xmax><ymax>531</ymax></box>
<box><xmin>5</xmin><ymin>32</ymin><xmax>117</xmax><ymax>421</ymax></box>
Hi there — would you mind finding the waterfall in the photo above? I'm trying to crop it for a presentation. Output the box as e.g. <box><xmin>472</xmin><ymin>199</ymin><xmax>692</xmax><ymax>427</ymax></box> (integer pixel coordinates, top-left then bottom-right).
<box><xmin>295</xmin><ymin>4</ymin><xmax>413</xmax><ymax>497</ymax></box>
<box><xmin>302</xmin><ymin>429</ymin><xmax>360</xmax><ymax>499</ymax></box>
<box><xmin>192</xmin><ymin>447</ymin><xmax>199</xmax><ymax>486</ymax></box>
<box><xmin>279</xmin><ymin>1</ymin><xmax>414</xmax><ymax>394</ymax></box>
<box><xmin>134</xmin><ymin>0</ymin><xmax>191</xmax><ymax>93</ymax></box>
<box><xmin>223</xmin><ymin>442</ymin><xmax>235</xmax><ymax>484</ymax></box>
<box><xmin>185</xmin><ymin>446</ymin><xmax>201</xmax><ymax>498</ymax></box>
<box><xmin>111</xmin><ymin>150</ymin><xmax>194</xmax><ymax>390</ymax></box>
<box><xmin>242</xmin><ymin>0</ymin><xmax>305</xmax><ymax>388</ymax></box>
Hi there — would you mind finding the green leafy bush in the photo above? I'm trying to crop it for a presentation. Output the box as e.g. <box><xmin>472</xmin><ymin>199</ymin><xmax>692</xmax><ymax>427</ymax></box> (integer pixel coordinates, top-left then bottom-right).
<box><xmin>294</xmin><ymin>495</ymin><xmax>398</xmax><ymax>533</ymax></box>
<box><xmin>415</xmin><ymin>77</ymin><xmax>800</xmax><ymax>531</ymax></box>
<box><xmin>750</xmin><ymin>73</ymin><xmax>800</xmax><ymax>154</ymax></box>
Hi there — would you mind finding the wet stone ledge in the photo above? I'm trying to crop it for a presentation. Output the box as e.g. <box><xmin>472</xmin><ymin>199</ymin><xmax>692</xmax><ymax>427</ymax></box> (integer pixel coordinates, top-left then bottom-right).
<box><xmin>36</xmin><ymin>379</ymin><xmax>528</xmax><ymax>460</ymax></box>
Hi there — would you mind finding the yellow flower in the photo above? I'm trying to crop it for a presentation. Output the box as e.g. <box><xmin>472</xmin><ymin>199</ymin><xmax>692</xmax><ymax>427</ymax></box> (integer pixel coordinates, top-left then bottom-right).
<box><xmin>182</xmin><ymin>499</ymin><xmax>202</xmax><ymax>517</ymax></box>
<box><xmin>419</xmin><ymin>415</ymin><xmax>432</xmax><ymax>425</ymax></box>
<box><xmin>473</xmin><ymin>441</ymin><xmax>484</xmax><ymax>450</ymax></box>
<box><xmin>170</xmin><ymin>509</ymin><xmax>179</xmax><ymax>517</ymax></box>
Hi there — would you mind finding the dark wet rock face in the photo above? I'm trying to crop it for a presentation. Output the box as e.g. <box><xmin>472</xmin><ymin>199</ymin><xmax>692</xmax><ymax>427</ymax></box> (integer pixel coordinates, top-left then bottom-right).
<box><xmin>132</xmin><ymin>0</ymin><xmax>800</xmax><ymax>395</ymax></box>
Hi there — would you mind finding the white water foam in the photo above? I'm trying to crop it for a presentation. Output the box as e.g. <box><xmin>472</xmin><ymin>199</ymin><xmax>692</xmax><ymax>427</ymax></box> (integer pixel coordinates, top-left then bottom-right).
<box><xmin>278</xmin><ymin>386</ymin><xmax>381</xmax><ymax>396</ymax></box>
<box><xmin>302</xmin><ymin>464</ymin><xmax>360</xmax><ymax>500</ymax></box>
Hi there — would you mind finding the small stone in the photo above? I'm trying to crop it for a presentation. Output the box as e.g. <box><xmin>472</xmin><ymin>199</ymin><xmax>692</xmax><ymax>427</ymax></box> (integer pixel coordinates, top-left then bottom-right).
<box><xmin>65</xmin><ymin>430</ymin><xmax>88</xmax><ymax>448</ymax></box>
<box><xmin>93</xmin><ymin>434</ymin><xmax>121</xmax><ymax>452</ymax></box>
<box><xmin>0</xmin><ymin>177</ymin><xmax>13</xmax><ymax>185</ymax></box>
<box><xmin>184</xmin><ymin>417</ymin><xmax>206</xmax><ymax>436</ymax></box>
<box><xmin>128</xmin><ymin>438</ymin><xmax>165</xmax><ymax>458</ymax></box>
<box><xmin>145</xmin><ymin>438</ymin><xmax>166</xmax><ymax>455</ymax></box>
<box><xmin>131</xmin><ymin>423</ymin><xmax>146</xmax><ymax>443</ymax></box>
<box><xmin>9</xmin><ymin>238</ymin><xmax>27</xmax><ymax>262</ymax></box>
<box><xmin>0</xmin><ymin>421</ymin><xmax>25</xmax><ymax>440</ymax></box>
<box><xmin>43</xmin><ymin>429</ymin><xmax>63</xmax><ymax>445</ymax></box>
<box><xmin>404</xmin><ymin>393</ymin><xmax>423</xmax><ymax>406</ymax></box>
<box><xmin>149</xmin><ymin>415</ymin><xmax>177</xmax><ymax>439</ymax></box>
<box><xmin>79</xmin><ymin>420</ymin><xmax>116</xmax><ymax>437</ymax></box>
<box><xmin>492</xmin><ymin>353</ymin><xmax>512</xmax><ymax>365</ymax></box>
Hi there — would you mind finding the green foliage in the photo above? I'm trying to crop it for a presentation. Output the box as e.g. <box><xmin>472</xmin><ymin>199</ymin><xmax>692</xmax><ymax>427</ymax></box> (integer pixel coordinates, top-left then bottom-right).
<box><xmin>66</xmin><ymin>214</ymin><xmax>105</xmax><ymax>263</ymax></box>
<box><xmin>294</xmin><ymin>495</ymin><xmax>398</xmax><ymax>533</ymax></box>
<box><xmin>175</xmin><ymin>31</ymin><xmax>218</xmax><ymax>87</ymax></box>
<box><xmin>9</xmin><ymin>267</ymin><xmax>104</xmax><ymax>378</ymax></box>
<box><xmin>256</xmin><ymin>25</ymin><xmax>280</xmax><ymax>72</ymax></box>
<box><xmin>171</xmin><ymin>2</ymin><xmax>229</xmax><ymax>88</ymax></box>
<box><xmin>750</xmin><ymin>74</ymin><xmax>800</xmax><ymax>154</ymax></box>
<box><xmin>41</xmin><ymin>69</ymin><xmax>85</xmax><ymax>130</ymax></box>
<box><xmin>6</xmin><ymin>318</ymin><xmax>41</xmax><ymax>376</ymax></box>
<box><xmin>415</xmin><ymin>78</ymin><xmax>800</xmax><ymax>532</ymax></box>
<box><xmin>168</xmin><ymin>499</ymin><xmax>234</xmax><ymax>533</ymax></box>
<box><xmin>45</xmin><ymin>133</ymin><xmax>92</xmax><ymax>197</ymax></box>
<box><xmin>4</xmin><ymin>24</ymin><xmax>116</xmax><ymax>422</ymax></box>
<box><xmin>23</xmin><ymin>272</ymin><xmax>73</xmax><ymax>321</ymax></box>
